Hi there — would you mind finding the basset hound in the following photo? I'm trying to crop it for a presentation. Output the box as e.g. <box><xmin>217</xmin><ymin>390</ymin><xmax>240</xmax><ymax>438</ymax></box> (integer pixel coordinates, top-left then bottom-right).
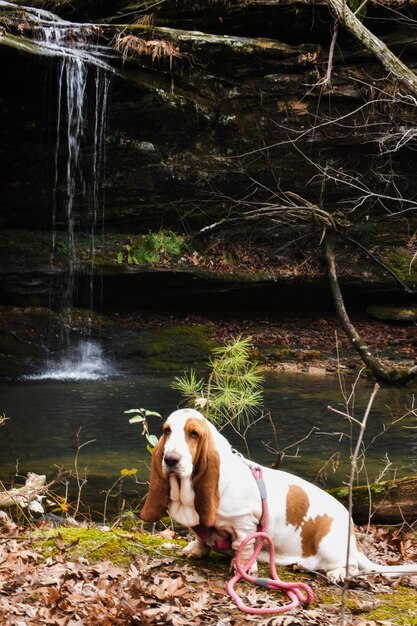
<box><xmin>140</xmin><ymin>409</ymin><xmax>417</xmax><ymax>582</ymax></box>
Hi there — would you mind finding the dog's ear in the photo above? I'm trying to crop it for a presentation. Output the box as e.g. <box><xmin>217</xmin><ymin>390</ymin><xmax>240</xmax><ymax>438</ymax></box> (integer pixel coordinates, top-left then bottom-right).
<box><xmin>140</xmin><ymin>438</ymin><xmax>170</xmax><ymax>522</ymax></box>
<box><xmin>192</xmin><ymin>425</ymin><xmax>220</xmax><ymax>527</ymax></box>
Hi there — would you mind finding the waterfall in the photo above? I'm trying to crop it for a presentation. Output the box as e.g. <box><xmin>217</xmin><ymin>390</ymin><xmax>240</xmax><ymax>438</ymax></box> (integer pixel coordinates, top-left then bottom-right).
<box><xmin>9</xmin><ymin>2</ymin><xmax>115</xmax><ymax>380</ymax></box>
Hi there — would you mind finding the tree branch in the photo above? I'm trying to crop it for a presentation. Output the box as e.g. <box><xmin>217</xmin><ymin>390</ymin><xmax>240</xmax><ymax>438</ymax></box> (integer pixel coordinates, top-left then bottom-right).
<box><xmin>327</xmin><ymin>0</ymin><xmax>417</xmax><ymax>98</ymax></box>
<box><xmin>323</xmin><ymin>231</ymin><xmax>417</xmax><ymax>384</ymax></box>
<box><xmin>340</xmin><ymin>232</ymin><xmax>414</xmax><ymax>294</ymax></box>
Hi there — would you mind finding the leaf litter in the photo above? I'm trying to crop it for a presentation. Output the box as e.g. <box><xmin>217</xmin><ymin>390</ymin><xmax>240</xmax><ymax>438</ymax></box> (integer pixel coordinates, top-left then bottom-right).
<box><xmin>0</xmin><ymin>516</ymin><xmax>416</xmax><ymax>626</ymax></box>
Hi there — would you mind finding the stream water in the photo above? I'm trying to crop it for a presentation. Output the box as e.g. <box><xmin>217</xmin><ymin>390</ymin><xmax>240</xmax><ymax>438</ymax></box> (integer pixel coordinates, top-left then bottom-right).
<box><xmin>0</xmin><ymin>372</ymin><xmax>415</xmax><ymax>517</ymax></box>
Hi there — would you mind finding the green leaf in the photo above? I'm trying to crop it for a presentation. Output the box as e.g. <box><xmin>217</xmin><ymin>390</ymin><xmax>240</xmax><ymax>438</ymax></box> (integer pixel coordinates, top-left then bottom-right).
<box><xmin>143</xmin><ymin>410</ymin><xmax>162</xmax><ymax>419</ymax></box>
<box><xmin>146</xmin><ymin>434</ymin><xmax>159</xmax><ymax>447</ymax></box>
<box><xmin>128</xmin><ymin>415</ymin><xmax>145</xmax><ymax>424</ymax></box>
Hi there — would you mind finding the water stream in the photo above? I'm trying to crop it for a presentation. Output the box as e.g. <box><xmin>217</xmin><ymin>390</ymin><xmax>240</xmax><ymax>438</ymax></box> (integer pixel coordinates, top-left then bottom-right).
<box><xmin>39</xmin><ymin>54</ymin><xmax>112</xmax><ymax>381</ymax></box>
<box><xmin>0</xmin><ymin>373</ymin><xmax>415</xmax><ymax>516</ymax></box>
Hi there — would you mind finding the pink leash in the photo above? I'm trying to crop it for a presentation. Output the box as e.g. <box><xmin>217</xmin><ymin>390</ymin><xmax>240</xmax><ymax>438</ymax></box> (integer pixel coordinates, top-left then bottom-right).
<box><xmin>226</xmin><ymin>465</ymin><xmax>314</xmax><ymax>615</ymax></box>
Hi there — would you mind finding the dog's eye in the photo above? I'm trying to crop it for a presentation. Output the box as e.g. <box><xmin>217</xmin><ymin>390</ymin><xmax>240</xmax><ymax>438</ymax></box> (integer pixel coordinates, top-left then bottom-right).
<box><xmin>164</xmin><ymin>426</ymin><xmax>171</xmax><ymax>436</ymax></box>
<box><xmin>189</xmin><ymin>430</ymin><xmax>199</xmax><ymax>439</ymax></box>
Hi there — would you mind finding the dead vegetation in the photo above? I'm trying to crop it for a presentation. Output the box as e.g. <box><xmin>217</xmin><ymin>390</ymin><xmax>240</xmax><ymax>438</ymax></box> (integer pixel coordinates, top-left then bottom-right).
<box><xmin>0</xmin><ymin>518</ymin><xmax>416</xmax><ymax>626</ymax></box>
<box><xmin>113</xmin><ymin>33</ymin><xmax>181</xmax><ymax>67</ymax></box>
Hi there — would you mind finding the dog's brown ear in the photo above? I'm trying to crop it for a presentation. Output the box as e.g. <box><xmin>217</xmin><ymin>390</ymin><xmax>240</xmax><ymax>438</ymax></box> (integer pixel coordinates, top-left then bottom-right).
<box><xmin>192</xmin><ymin>425</ymin><xmax>220</xmax><ymax>527</ymax></box>
<box><xmin>140</xmin><ymin>438</ymin><xmax>170</xmax><ymax>522</ymax></box>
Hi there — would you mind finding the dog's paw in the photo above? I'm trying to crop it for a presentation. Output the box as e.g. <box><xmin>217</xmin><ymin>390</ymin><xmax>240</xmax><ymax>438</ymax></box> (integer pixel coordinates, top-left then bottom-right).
<box><xmin>182</xmin><ymin>540</ymin><xmax>211</xmax><ymax>559</ymax></box>
<box><xmin>326</xmin><ymin>567</ymin><xmax>347</xmax><ymax>584</ymax></box>
<box><xmin>231</xmin><ymin>557</ymin><xmax>258</xmax><ymax>576</ymax></box>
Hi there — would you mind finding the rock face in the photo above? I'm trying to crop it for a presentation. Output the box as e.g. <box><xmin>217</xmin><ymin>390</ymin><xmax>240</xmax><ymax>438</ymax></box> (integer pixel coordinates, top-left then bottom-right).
<box><xmin>0</xmin><ymin>0</ymin><xmax>416</xmax><ymax>308</ymax></box>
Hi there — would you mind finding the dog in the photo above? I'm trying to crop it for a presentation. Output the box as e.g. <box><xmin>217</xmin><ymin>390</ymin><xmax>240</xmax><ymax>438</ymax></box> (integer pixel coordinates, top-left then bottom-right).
<box><xmin>140</xmin><ymin>408</ymin><xmax>417</xmax><ymax>582</ymax></box>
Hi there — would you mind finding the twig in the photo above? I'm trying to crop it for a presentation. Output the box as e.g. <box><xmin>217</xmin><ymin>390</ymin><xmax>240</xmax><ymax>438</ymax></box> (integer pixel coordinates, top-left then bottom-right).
<box><xmin>73</xmin><ymin>429</ymin><xmax>96</xmax><ymax>519</ymax></box>
<box><xmin>327</xmin><ymin>405</ymin><xmax>364</xmax><ymax>428</ymax></box>
<box><xmin>263</xmin><ymin>425</ymin><xmax>319</xmax><ymax>469</ymax></box>
<box><xmin>323</xmin><ymin>20</ymin><xmax>339</xmax><ymax>88</ymax></box>
<box><xmin>340</xmin><ymin>383</ymin><xmax>380</xmax><ymax>626</ymax></box>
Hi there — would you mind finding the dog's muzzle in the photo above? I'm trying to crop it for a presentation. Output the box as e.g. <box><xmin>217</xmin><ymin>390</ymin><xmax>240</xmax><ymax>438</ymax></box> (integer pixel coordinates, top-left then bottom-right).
<box><xmin>163</xmin><ymin>451</ymin><xmax>182</xmax><ymax>474</ymax></box>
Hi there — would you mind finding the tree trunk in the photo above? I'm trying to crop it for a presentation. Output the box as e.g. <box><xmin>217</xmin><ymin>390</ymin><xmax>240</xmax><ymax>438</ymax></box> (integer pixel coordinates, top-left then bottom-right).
<box><xmin>330</xmin><ymin>475</ymin><xmax>417</xmax><ymax>524</ymax></box>
<box><xmin>0</xmin><ymin>473</ymin><xmax>46</xmax><ymax>508</ymax></box>
<box><xmin>323</xmin><ymin>231</ymin><xmax>417</xmax><ymax>384</ymax></box>
<box><xmin>327</xmin><ymin>0</ymin><xmax>417</xmax><ymax>99</ymax></box>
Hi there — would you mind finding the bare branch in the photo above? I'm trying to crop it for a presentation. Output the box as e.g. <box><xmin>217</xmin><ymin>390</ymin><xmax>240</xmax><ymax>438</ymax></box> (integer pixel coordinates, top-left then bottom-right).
<box><xmin>327</xmin><ymin>0</ymin><xmax>417</xmax><ymax>99</ymax></box>
<box><xmin>341</xmin><ymin>382</ymin><xmax>379</xmax><ymax>626</ymax></box>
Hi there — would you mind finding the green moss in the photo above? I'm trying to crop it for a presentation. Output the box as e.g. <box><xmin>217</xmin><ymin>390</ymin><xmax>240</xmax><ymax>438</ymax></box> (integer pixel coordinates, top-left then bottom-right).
<box><xmin>32</xmin><ymin>527</ymin><xmax>187</xmax><ymax>565</ymax></box>
<box><xmin>318</xmin><ymin>589</ymin><xmax>356</xmax><ymax>612</ymax></box>
<box><xmin>132</xmin><ymin>324</ymin><xmax>218</xmax><ymax>371</ymax></box>
<box><xmin>316</xmin><ymin>583</ymin><xmax>417</xmax><ymax>623</ymax></box>
<box><xmin>0</xmin><ymin>229</ymin><xmax>133</xmax><ymax>267</ymax></box>
<box><xmin>0</xmin><ymin>33</ymin><xmax>42</xmax><ymax>55</ymax></box>
<box><xmin>330</xmin><ymin>486</ymin><xmax>349</xmax><ymax>499</ymax></box>
<box><xmin>382</xmin><ymin>248</ymin><xmax>417</xmax><ymax>284</ymax></box>
<box><xmin>364</xmin><ymin>586</ymin><xmax>417</xmax><ymax>623</ymax></box>
<box><xmin>30</xmin><ymin>526</ymin><xmax>233</xmax><ymax>574</ymax></box>
<box><xmin>328</xmin><ymin>478</ymin><xmax>393</xmax><ymax>508</ymax></box>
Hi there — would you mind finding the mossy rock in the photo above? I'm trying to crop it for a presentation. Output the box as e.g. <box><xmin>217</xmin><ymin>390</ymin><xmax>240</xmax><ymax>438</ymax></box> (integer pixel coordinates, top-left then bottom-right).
<box><xmin>367</xmin><ymin>305</ymin><xmax>417</xmax><ymax>323</ymax></box>
<box><xmin>328</xmin><ymin>475</ymin><xmax>417</xmax><ymax>524</ymax></box>
<box><xmin>381</xmin><ymin>248</ymin><xmax>417</xmax><ymax>284</ymax></box>
<box><xmin>123</xmin><ymin>324</ymin><xmax>218</xmax><ymax>371</ymax></box>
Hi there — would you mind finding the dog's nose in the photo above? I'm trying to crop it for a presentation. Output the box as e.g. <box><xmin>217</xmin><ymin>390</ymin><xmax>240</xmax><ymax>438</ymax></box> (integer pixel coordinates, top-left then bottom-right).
<box><xmin>164</xmin><ymin>451</ymin><xmax>181</xmax><ymax>468</ymax></box>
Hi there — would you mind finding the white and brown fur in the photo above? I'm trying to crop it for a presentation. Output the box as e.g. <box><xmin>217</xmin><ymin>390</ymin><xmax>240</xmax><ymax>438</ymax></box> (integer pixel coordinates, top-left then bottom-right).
<box><xmin>140</xmin><ymin>409</ymin><xmax>417</xmax><ymax>582</ymax></box>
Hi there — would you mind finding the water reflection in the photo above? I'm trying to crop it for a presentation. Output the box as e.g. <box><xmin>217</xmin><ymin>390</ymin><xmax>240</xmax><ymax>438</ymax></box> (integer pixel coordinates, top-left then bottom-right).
<box><xmin>0</xmin><ymin>373</ymin><xmax>415</xmax><ymax>513</ymax></box>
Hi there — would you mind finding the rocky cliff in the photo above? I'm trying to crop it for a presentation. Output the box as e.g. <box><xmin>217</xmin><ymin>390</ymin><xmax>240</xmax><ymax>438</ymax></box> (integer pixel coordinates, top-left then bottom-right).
<box><xmin>0</xmin><ymin>0</ymin><xmax>416</xmax><ymax>309</ymax></box>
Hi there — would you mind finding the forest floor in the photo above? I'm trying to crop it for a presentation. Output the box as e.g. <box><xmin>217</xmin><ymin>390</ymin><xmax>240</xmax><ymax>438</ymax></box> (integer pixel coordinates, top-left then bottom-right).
<box><xmin>1</xmin><ymin>514</ymin><xmax>417</xmax><ymax>626</ymax></box>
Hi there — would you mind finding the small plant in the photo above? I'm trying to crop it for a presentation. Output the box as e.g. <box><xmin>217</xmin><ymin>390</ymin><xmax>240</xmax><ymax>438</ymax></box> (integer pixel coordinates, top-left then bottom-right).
<box><xmin>116</xmin><ymin>230</ymin><xmax>184</xmax><ymax>266</ymax></box>
<box><xmin>172</xmin><ymin>336</ymin><xmax>264</xmax><ymax>429</ymax></box>
<box><xmin>126</xmin><ymin>408</ymin><xmax>162</xmax><ymax>451</ymax></box>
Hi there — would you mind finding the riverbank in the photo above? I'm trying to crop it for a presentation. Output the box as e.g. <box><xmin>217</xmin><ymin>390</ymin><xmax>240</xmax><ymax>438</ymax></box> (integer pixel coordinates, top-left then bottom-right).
<box><xmin>0</xmin><ymin>305</ymin><xmax>416</xmax><ymax>381</ymax></box>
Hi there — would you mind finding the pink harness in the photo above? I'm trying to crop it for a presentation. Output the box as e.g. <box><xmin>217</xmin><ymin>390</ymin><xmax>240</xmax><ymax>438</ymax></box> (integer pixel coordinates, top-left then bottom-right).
<box><xmin>194</xmin><ymin>462</ymin><xmax>314</xmax><ymax>615</ymax></box>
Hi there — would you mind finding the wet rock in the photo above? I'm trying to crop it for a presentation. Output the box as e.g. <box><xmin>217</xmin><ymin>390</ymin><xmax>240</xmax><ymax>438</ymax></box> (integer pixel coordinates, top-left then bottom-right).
<box><xmin>366</xmin><ymin>305</ymin><xmax>417</xmax><ymax>323</ymax></box>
